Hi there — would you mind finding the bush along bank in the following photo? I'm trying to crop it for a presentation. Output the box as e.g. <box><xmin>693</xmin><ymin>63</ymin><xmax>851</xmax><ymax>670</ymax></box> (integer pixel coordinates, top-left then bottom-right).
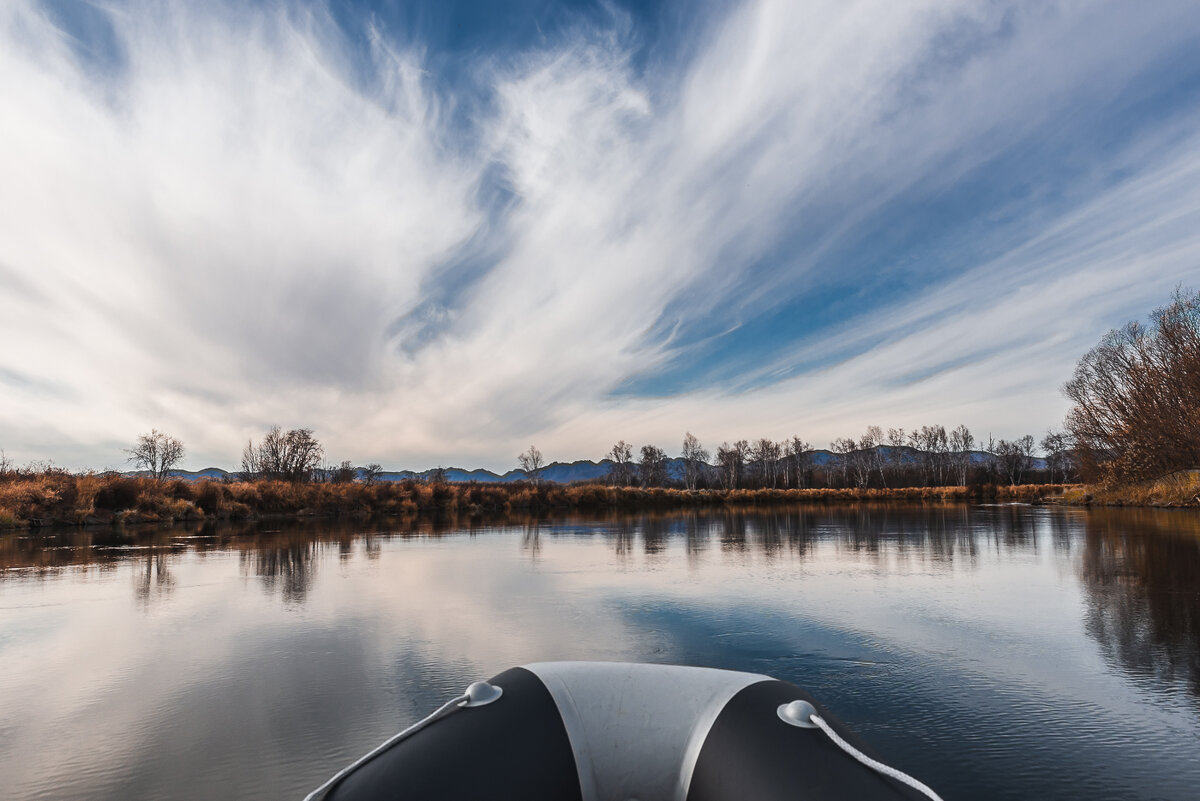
<box><xmin>0</xmin><ymin>472</ymin><xmax>1081</xmax><ymax>530</ymax></box>
<box><xmin>1054</xmin><ymin>470</ymin><xmax>1200</xmax><ymax>508</ymax></box>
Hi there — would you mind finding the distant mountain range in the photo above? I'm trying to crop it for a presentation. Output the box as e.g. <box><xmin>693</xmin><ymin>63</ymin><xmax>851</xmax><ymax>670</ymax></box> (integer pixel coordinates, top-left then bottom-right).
<box><xmin>136</xmin><ymin>445</ymin><xmax>1046</xmax><ymax>483</ymax></box>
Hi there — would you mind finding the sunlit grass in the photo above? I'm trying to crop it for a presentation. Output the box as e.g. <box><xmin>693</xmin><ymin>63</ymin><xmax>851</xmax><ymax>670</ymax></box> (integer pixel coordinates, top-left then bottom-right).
<box><xmin>1063</xmin><ymin>471</ymin><xmax>1200</xmax><ymax>507</ymax></box>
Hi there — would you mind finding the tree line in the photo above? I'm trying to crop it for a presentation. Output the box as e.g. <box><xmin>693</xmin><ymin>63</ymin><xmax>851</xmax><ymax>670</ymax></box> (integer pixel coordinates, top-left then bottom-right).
<box><xmin>109</xmin><ymin>422</ymin><xmax>1072</xmax><ymax>492</ymax></box>
<box><xmin>576</xmin><ymin>424</ymin><xmax>1075</xmax><ymax>492</ymax></box>
<box><xmin>113</xmin><ymin>426</ymin><xmax>384</xmax><ymax>486</ymax></box>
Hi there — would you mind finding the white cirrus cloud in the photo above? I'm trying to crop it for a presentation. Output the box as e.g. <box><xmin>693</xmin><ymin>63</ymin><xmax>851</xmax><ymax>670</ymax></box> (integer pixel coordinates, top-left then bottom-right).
<box><xmin>1</xmin><ymin>0</ymin><xmax>1198</xmax><ymax>471</ymax></box>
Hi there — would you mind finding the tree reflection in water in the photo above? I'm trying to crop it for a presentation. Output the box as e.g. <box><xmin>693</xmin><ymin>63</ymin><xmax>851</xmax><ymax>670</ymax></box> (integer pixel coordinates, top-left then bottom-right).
<box><xmin>683</xmin><ymin>512</ymin><xmax>709</xmax><ymax>567</ymax></box>
<box><xmin>719</xmin><ymin>510</ymin><xmax>747</xmax><ymax>552</ymax></box>
<box><xmin>2</xmin><ymin>505</ymin><xmax>1198</xmax><ymax>701</ymax></box>
<box><xmin>521</xmin><ymin>521</ymin><xmax>542</xmax><ymax>558</ymax></box>
<box><xmin>240</xmin><ymin>535</ymin><xmax>320</xmax><ymax>605</ymax></box>
<box><xmin>1077</xmin><ymin>509</ymin><xmax>1200</xmax><ymax>700</ymax></box>
<box><xmin>134</xmin><ymin>549</ymin><xmax>175</xmax><ymax>607</ymax></box>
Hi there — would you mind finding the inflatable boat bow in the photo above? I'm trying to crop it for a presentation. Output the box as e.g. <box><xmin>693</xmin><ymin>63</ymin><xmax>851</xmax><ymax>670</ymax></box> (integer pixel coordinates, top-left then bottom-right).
<box><xmin>305</xmin><ymin>661</ymin><xmax>942</xmax><ymax>801</ymax></box>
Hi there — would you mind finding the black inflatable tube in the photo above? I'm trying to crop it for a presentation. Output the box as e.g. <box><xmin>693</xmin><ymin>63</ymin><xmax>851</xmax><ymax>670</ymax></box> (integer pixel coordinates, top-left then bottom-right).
<box><xmin>324</xmin><ymin>667</ymin><xmax>581</xmax><ymax>801</ymax></box>
<box><xmin>687</xmin><ymin>680</ymin><xmax>929</xmax><ymax>801</ymax></box>
<box><xmin>320</xmin><ymin>666</ymin><xmax>930</xmax><ymax>801</ymax></box>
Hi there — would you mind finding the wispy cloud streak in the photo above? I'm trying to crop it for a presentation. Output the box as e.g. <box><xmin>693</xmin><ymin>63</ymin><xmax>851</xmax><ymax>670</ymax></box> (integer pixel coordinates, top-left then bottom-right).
<box><xmin>1</xmin><ymin>0</ymin><xmax>1199</xmax><ymax>469</ymax></box>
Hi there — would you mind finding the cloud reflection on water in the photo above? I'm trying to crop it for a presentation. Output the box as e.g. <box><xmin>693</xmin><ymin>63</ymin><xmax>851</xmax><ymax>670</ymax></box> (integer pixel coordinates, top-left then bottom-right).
<box><xmin>1</xmin><ymin>504</ymin><xmax>1198</xmax><ymax>801</ymax></box>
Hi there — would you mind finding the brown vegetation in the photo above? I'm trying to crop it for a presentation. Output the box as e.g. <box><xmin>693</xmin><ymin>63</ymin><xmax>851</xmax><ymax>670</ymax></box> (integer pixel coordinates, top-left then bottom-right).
<box><xmin>1065</xmin><ymin>287</ymin><xmax>1200</xmax><ymax>486</ymax></box>
<box><xmin>0</xmin><ymin>470</ymin><xmax>1076</xmax><ymax>530</ymax></box>
<box><xmin>1058</xmin><ymin>470</ymin><xmax>1200</xmax><ymax>508</ymax></box>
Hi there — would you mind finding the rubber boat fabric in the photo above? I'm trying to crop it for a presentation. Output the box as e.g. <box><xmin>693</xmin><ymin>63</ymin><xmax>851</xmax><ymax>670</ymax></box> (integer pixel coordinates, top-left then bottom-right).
<box><xmin>311</xmin><ymin>661</ymin><xmax>937</xmax><ymax>801</ymax></box>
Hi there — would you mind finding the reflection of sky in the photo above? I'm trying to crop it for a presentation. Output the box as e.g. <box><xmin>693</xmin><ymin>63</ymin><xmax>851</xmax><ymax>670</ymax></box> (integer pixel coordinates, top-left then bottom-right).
<box><xmin>1</xmin><ymin>508</ymin><xmax>1198</xmax><ymax>800</ymax></box>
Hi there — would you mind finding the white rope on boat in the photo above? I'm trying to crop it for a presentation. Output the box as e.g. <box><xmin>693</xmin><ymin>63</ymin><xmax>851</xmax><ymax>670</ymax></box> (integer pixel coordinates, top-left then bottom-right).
<box><xmin>302</xmin><ymin>692</ymin><xmax>470</xmax><ymax>801</ymax></box>
<box><xmin>809</xmin><ymin>712</ymin><xmax>946</xmax><ymax>801</ymax></box>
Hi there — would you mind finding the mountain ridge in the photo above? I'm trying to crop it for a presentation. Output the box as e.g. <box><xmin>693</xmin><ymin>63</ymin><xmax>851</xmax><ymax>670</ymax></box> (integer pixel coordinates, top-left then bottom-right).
<box><xmin>127</xmin><ymin>446</ymin><xmax>1048</xmax><ymax>483</ymax></box>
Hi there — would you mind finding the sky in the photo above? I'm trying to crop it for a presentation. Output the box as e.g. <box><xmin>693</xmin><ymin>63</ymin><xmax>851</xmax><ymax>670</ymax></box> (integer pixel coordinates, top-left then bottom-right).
<box><xmin>2</xmin><ymin>0</ymin><xmax>1200</xmax><ymax>472</ymax></box>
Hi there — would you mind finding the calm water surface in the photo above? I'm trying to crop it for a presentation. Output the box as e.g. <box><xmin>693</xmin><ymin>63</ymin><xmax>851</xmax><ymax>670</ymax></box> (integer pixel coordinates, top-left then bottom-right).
<box><xmin>2</xmin><ymin>504</ymin><xmax>1199</xmax><ymax>801</ymax></box>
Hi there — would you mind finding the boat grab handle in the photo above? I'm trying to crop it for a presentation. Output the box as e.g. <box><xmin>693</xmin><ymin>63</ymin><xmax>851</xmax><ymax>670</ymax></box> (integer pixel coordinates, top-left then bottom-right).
<box><xmin>778</xmin><ymin>700</ymin><xmax>945</xmax><ymax>801</ymax></box>
<box><xmin>303</xmin><ymin>681</ymin><xmax>503</xmax><ymax>801</ymax></box>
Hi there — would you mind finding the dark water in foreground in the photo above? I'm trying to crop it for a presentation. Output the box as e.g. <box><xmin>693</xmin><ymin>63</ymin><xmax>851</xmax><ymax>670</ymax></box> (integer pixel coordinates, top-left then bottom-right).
<box><xmin>2</xmin><ymin>504</ymin><xmax>1199</xmax><ymax>801</ymax></box>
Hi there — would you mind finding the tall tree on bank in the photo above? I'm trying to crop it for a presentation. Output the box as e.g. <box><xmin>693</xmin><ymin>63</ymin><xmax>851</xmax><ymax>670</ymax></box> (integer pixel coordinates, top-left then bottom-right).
<box><xmin>126</xmin><ymin>429</ymin><xmax>184</xmax><ymax>481</ymax></box>
<box><xmin>330</xmin><ymin>460</ymin><xmax>357</xmax><ymax>483</ymax></box>
<box><xmin>607</xmin><ymin>440</ymin><xmax>634</xmax><ymax>487</ymax></box>
<box><xmin>1065</xmin><ymin>287</ymin><xmax>1200</xmax><ymax>484</ymax></box>
<box><xmin>518</xmin><ymin>445</ymin><xmax>545</xmax><ymax>486</ymax></box>
<box><xmin>242</xmin><ymin>427</ymin><xmax>323</xmax><ymax>482</ymax></box>
<box><xmin>992</xmin><ymin>434</ymin><xmax>1036</xmax><ymax>485</ymax></box>
<box><xmin>847</xmin><ymin>431</ymin><xmax>873</xmax><ymax>488</ymax></box>
<box><xmin>751</xmin><ymin>438</ymin><xmax>781</xmax><ymax>488</ymax></box>
<box><xmin>715</xmin><ymin>441</ymin><xmax>745</xmax><ymax>489</ymax></box>
<box><xmin>886</xmin><ymin>427</ymin><xmax>907</xmax><ymax>486</ymax></box>
<box><xmin>861</xmin><ymin>425</ymin><xmax>887</xmax><ymax>488</ymax></box>
<box><xmin>681</xmin><ymin>433</ymin><xmax>709</xmax><ymax>490</ymax></box>
<box><xmin>639</xmin><ymin>444</ymin><xmax>668</xmax><ymax>487</ymax></box>
<box><xmin>830</xmin><ymin>437</ymin><xmax>855</xmax><ymax>487</ymax></box>
<box><xmin>948</xmin><ymin>424</ymin><xmax>975</xmax><ymax>486</ymax></box>
<box><xmin>785</xmin><ymin>436</ymin><xmax>812</xmax><ymax>488</ymax></box>
<box><xmin>1040</xmin><ymin>430</ymin><xmax>1074</xmax><ymax>484</ymax></box>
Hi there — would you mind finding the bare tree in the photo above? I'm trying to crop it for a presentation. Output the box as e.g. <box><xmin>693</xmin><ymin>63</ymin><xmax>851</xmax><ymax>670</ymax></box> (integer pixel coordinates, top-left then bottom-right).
<box><xmin>854</xmin><ymin>426</ymin><xmax>884</xmax><ymax>488</ymax></box>
<box><xmin>1040</xmin><ymin>429</ymin><xmax>1074</xmax><ymax>484</ymax></box>
<box><xmin>607</xmin><ymin>440</ymin><xmax>634</xmax><ymax>487</ymax></box>
<box><xmin>830</xmin><ymin>437</ymin><xmax>856</xmax><ymax>487</ymax></box>
<box><xmin>715</xmin><ymin>441</ymin><xmax>743</xmax><ymax>489</ymax></box>
<box><xmin>908</xmin><ymin>425</ymin><xmax>949</xmax><ymax>486</ymax></box>
<box><xmin>845</xmin><ymin>432</ymin><xmax>874</xmax><ymax>489</ymax></box>
<box><xmin>1065</xmin><ymin>287</ymin><xmax>1200</xmax><ymax>484</ymax></box>
<box><xmin>241</xmin><ymin>426</ymin><xmax>323</xmax><ymax>482</ymax></box>
<box><xmin>735</xmin><ymin>440</ymin><xmax>751</xmax><ymax>486</ymax></box>
<box><xmin>518</xmin><ymin>445</ymin><xmax>545</xmax><ymax>486</ymax></box>
<box><xmin>681</xmin><ymin>433</ymin><xmax>709</xmax><ymax>490</ymax></box>
<box><xmin>750</xmin><ymin>438</ymin><xmax>781</xmax><ymax>488</ymax></box>
<box><xmin>981</xmin><ymin>434</ymin><xmax>1002</xmax><ymax>483</ymax></box>
<box><xmin>126</xmin><ymin>429</ymin><xmax>185</xmax><ymax>481</ymax></box>
<box><xmin>330</xmin><ymin>460</ymin><xmax>357</xmax><ymax>484</ymax></box>
<box><xmin>715</xmin><ymin>442</ymin><xmax>735</xmax><ymax>489</ymax></box>
<box><xmin>639</xmin><ymin>444</ymin><xmax>668</xmax><ymax>487</ymax></box>
<box><xmin>948</xmin><ymin>424</ymin><xmax>975</xmax><ymax>486</ymax></box>
<box><xmin>784</xmin><ymin>436</ymin><xmax>812</xmax><ymax>488</ymax></box>
<box><xmin>362</xmin><ymin>463</ymin><xmax>384</xmax><ymax>484</ymax></box>
<box><xmin>993</xmin><ymin>435</ymin><xmax>1036</xmax><ymax>485</ymax></box>
<box><xmin>885</xmin><ymin>427</ymin><xmax>906</xmax><ymax>486</ymax></box>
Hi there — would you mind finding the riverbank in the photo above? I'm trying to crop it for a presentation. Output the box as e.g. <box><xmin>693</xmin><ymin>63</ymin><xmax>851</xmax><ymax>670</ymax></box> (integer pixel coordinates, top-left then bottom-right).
<box><xmin>0</xmin><ymin>472</ymin><xmax>1077</xmax><ymax>530</ymax></box>
<box><xmin>1053</xmin><ymin>471</ymin><xmax>1200</xmax><ymax>508</ymax></box>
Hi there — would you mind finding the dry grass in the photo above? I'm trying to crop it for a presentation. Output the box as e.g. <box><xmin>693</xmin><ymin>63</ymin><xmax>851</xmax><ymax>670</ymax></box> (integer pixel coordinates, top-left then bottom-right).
<box><xmin>0</xmin><ymin>472</ymin><xmax>1080</xmax><ymax>530</ymax></box>
<box><xmin>1060</xmin><ymin>470</ymin><xmax>1200</xmax><ymax>507</ymax></box>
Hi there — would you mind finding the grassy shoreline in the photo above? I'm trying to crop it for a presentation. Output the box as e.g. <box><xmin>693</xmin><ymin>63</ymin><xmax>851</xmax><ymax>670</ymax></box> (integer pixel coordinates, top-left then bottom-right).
<box><xmin>1052</xmin><ymin>471</ymin><xmax>1200</xmax><ymax>508</ymax></box>
<box><xmin>0</xmin><ymin>473</ymin><xmax>1078</xmax><ymax>530</ymax></box>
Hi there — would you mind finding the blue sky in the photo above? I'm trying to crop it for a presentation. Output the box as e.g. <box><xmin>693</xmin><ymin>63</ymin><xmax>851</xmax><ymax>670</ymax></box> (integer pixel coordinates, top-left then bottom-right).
<box><xmin>2</xmin><ymin>0</ymin><xmax>1200</xmax><ymax>471</ymax></box>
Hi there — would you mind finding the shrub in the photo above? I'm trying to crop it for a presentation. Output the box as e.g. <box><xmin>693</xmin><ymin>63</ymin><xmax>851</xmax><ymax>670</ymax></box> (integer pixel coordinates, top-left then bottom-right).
<box><xmin>94</xmin><ymin>477</ymin><xmax>141</xmax><ymax>511</ymax></box>
<box><xmin>195</xmin><ymin>481</ymin><xmax>229</xmax><ymax>515</ymax></box>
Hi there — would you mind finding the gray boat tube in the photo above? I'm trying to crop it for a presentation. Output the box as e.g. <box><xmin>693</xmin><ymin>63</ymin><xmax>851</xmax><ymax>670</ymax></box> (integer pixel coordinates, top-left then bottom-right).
<box><xmin>311</xmin><ymin>661</ymin><xmax>939</xmax><ymax>801</ymax></box>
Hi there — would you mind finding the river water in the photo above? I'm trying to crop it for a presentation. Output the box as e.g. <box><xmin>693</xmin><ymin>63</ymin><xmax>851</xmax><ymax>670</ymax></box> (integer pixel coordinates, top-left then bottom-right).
<box><xmin>1</xmin><ymin>504</ymin><xmax>1198</xmax><ymax>801</ymax></box>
